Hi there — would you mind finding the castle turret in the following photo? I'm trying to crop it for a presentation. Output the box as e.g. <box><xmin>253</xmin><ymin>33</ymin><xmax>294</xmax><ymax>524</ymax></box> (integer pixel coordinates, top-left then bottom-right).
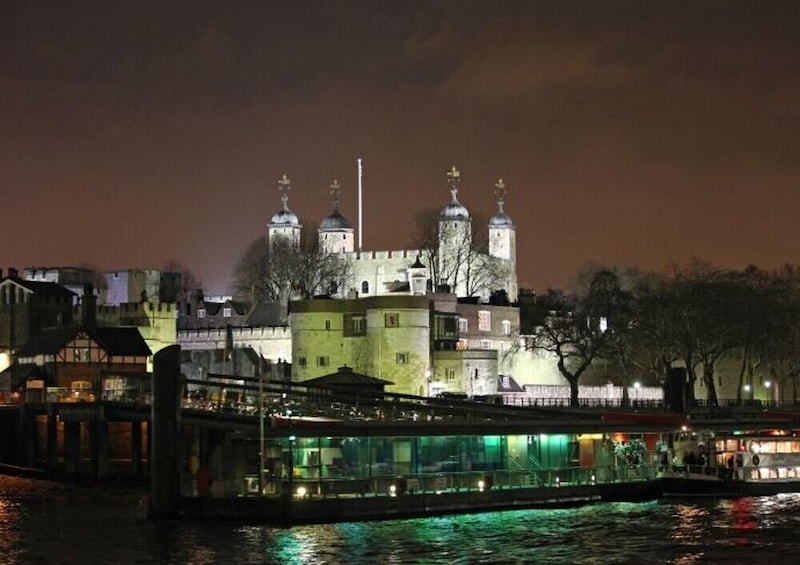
<box><xmin>438</xmin><ymin>166</ymin><xmax>472</xmax><ymax>296</ymax></box>
<box><xmin>488</xmin><ymin>179</ymin><xmax>518</xmax><ymax>301</ymax></box>
<box><xmin>318</xmin><ymin>179</ymin><xmax>354</xmax><ymax>254</ymax></box>
<box><xmin>268</xmin><ymin>174</ymin><xmax>302</xmax><ymax>245</ymax></box>
<box><xmin>407</xmin><ymin>255</ymin><xmax>428</xmax><ymax>295</ymax></box>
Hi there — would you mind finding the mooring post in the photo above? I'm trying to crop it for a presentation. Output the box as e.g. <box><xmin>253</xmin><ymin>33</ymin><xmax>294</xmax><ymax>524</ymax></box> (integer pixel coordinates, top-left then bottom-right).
<box><xmin>150</xmin><ymin>344</ymin><xmax>182</xmax><ymax>517</ymax></box>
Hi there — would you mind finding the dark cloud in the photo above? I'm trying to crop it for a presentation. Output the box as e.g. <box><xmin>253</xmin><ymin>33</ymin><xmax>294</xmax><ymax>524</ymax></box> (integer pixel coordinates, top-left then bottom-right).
<box><xmin>1</xmin><ymin>1</ymin><xmax>799</xmax><ymax>292</ymax></box>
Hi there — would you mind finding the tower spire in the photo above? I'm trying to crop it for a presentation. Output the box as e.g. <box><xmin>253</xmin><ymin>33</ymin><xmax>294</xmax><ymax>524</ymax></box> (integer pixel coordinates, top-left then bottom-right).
<box><xmin>494</xmin><ymin>178</ymin><xmax>507</xmax><ymax>215</ymax></box>
<box><xmin>447</xmin><ymin>165</ymin><xmax>461</xmax><ymax>202</ymax></box>
<box><xmin>329</xmin><ymin>179</ymin><xmax>342</xmax><ymax>210</ymax></box>
<box><xmin>278</xmin><ymin>173</ymin><xmax>292</xmax><ymax>211</ymax></box>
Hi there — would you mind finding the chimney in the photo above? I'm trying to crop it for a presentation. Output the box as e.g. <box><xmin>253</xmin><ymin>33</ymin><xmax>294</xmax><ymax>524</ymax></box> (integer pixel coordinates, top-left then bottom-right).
<box><xmin>83</xmin><ymin>283</ymin><xmax>97</xmax><ymax>328</ymax></box>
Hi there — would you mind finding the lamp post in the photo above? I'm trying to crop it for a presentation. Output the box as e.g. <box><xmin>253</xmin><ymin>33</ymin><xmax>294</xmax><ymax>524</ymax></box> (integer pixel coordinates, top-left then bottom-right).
<box><xmin>425</xmin><ymin>368</ymin><xmax>432</xmax><ymax>397</ymax></box>
<box><xmin>258</xmin><ymin>369</ymin><xmax>264</xmax><ymax>495</ymax></box>
<box><xmin>764</xmin><ymin>380</ymin><xmax>773</xmax><ymax>406</ymax></box>
<box><xmin>634</xmin><ymin>381</ymin><xmax>641</xmax><ymax>406</ymax></box>
<box><xmin>744</xmin><ymin>383</ymin><xmax>752</xmax><ymax>404</ymax></box>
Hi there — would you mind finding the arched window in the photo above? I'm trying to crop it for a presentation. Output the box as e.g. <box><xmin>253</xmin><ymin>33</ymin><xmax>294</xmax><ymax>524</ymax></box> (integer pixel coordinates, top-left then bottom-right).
<box><xmin>361</xmin><ymin>280</ymin><xmax>369</xmax><ymax>294</ymax></box>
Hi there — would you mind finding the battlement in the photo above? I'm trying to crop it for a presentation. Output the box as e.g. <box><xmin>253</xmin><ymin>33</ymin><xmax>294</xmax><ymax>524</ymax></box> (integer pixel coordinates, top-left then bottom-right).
<box><xmin>177</xmin><ymin>326</ymin><xmax>291</xmax><ymax>340</ymax></box>
<box><xmin>343</xmin><ymin>249</ymin><xmax>424</xmax><ymax>262</ymax></box>
<box><xmin>73</xmin><ymin>301</ymin><xmax>177</xmax><ymax>316</ymax></box>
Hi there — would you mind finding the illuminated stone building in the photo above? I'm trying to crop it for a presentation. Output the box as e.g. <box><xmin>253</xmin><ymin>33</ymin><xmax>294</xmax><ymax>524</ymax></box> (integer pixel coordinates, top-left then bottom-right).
<box><xmin>268</xmin><ymin>167</ymin><xmax>518</xmax><ymax>303</ymax></box>
<box><xmin>291</xmin><ymin>293</ymin><xmax>519</xmax><ymax>396</ymax></box>
<box><xmin>0</xmin><ymin>272</ymin><xmax>76</xmax><ymax>372</ymax></box>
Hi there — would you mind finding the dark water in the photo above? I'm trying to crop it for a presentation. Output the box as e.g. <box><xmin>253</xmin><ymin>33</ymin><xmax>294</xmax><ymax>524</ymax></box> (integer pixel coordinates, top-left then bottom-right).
<box><xmin>2</xmin><ymin>493</ymin><xmax>800</xmax><ymax>564</ymax></box>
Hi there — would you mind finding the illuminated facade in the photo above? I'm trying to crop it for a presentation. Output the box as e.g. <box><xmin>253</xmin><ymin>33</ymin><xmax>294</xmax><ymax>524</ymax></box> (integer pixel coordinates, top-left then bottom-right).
<box><xmin>291</xmin><ymin>293</ymin><xmax>519</xmax><ymax>396</ymax></box>
<box><xmin>268</xmin><ymin>167</ymin><xmax>518</xmax><ymax>303</ymax></box>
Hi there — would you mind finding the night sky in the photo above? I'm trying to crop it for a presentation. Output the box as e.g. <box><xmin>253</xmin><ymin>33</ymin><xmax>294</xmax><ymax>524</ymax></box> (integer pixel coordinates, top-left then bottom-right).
<box><xmin>2</xmin><ymin>1</ymin><xmax>799</xmax><ymax>294</ymax></box>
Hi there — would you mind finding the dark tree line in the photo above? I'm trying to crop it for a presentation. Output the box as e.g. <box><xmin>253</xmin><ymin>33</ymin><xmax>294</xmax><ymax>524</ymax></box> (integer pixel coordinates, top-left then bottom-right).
<box><xmin>522</xmin><ymin>262</ymin><xmax>800</xmax><ymax>407</ymax></box>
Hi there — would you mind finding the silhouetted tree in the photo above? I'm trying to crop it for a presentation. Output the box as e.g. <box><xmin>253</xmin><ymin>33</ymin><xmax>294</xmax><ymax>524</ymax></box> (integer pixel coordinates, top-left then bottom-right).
<box><xmin>231</xmin><ymin>232</ymin><xmax>352</xmax><ymax>307</ymax></box>
<box><xmin>525</xmin><ymin>269</ymin><xmax>626</xmax><ymax>406</ymax></box>
<box><xmin>409</xmin><ymin>207</ymin><xmax>505</xmax><ymax>297</ymax></box>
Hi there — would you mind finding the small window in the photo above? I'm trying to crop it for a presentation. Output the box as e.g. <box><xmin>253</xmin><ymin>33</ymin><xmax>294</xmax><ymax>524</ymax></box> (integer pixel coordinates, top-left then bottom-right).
<box><xmin>396</xmin><ymin>352</ymin><xmax>409</xmax><ymax>364</ymax></box>
<box><xmin>458</xmin><ymin>318</ymin><xmax>468</xmax><ymax>332</ymax></box>
<box><xmin>223</xmin><ymin>307</ymin><xmax>232</xmax><ymax>318</ymax></box>
<box><xmin>385</xmin><ymin>313</ymin><xmax>399</xmax><ymax>327</ymax></box>
<box><xmin>478</xmin><ymin>310</ymin><xmax>491</xmax><ymax>331</ymax></box>
<box><xmin>361</xmin><ymin>281</ymin><xmax>369</xmax><ymax>294</ymax></box>
<box><xmin>197</xmin><ymin>309</ymin><xmax>206</xmax><ymax>319</ymax></box>
<box><xmin>317</xmin><ymin>356</ymin><xmax>330</xmax><ymax>367</ymax></box>
<box><xmin>353</xmin><ymin>317</ymin><xmax>366</xmax><ymax>333</ymax></box>
<box><xmin>446</xmin><ymin>368</ymin><xmax>456</xmax><ymax>381</ymax></box>
<box><xmin>297</xmin><ymin>357</ymin><xmax>307</xmax><ymax>368</ymax></box>
<box><xmin>325</xmin><ymin>319</ymin><xmax>331</xmax><ymax>330</ymax></box>
<box><xmin>480</xmin><ymin>339</ymin><xmax>492</xmax><ymax>350</ymax></box>
<box><xmin>501</xmin><ymin>320</ymin><xmax>511</xmax><ymax>335</ymax></box>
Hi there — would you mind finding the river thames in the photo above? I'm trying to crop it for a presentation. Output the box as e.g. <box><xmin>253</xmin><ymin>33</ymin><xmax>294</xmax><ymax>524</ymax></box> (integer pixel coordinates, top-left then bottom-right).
<box><xmin>2</xmin><ymin>492</ymin><xmax>799</xmax><ymax>564</ymax></box>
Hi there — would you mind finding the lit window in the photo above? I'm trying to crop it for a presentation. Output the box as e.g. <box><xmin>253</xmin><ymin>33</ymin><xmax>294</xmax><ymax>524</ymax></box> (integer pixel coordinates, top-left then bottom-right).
<box><xmin>223</xmin><ymin>307</ymin><xmax>232</xmax><ymax>318</ymax></box>
<box><xmin>197</xmin><ymin>309</ymin><xmax>206</xmax><ymax>319</ymax></box>
<box><xmin>478</xmin><ymin>311</ymin><xmax>491</xmax><ymax>331</ymax></box>
<box><xmin>501</xmin><ymin>320</ymin><xmax>511</xmax><ymax>335</ymax></box>
<box><xmin>396</xmin><ymin>352</ymin><xmax>409</xmax><ymax>364</ymax></box>
<box><xmin>458</xmin><ymin>318</ymin><xmax>468</xmax><ymax>332</ymax></box>
<box><xmin>73</xmin><ymin>348</ymin><xmax>90</xmax><ymax>362</ymax></box>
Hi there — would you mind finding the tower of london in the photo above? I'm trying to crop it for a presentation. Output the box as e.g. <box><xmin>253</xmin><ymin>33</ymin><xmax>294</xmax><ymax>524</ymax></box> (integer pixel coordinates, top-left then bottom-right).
<box><xmin>267</xmin><ymin>166</ymin><xmax>518</xmax><ymax>303</ymax></box>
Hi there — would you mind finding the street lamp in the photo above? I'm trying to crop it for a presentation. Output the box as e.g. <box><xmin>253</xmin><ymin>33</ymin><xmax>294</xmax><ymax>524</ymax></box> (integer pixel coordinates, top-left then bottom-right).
<box><xmin>634</xmin><ymin>381</ymin><xmax>641</xmax><ymax>405</ymax></box>
<box><xmin>764</xmin><ymin>380</ymin><xmax>772</xmax><ymax>406</ymax></box>
<box><xmin>425</xmin><ymin>368</ymin><xmax>432</xmax><ymax>397</ymax></box>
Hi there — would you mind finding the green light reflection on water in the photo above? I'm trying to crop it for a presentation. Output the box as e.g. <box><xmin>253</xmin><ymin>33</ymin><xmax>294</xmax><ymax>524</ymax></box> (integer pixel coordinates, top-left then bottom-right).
<box><xmin>265</xmin><ymin>502</ymin><xmax>669</xmax><ymax>564</ymax></box>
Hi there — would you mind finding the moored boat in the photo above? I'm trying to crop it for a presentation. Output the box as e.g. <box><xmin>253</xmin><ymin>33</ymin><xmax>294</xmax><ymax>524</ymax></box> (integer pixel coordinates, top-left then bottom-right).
<box><xmin>655</xmin><ymin>429</ymin><xmax>800</xmax><ymax>498</ymax></box>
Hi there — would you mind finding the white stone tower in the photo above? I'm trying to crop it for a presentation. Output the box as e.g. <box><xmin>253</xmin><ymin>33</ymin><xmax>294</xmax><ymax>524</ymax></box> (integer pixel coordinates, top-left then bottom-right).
<box><xmin>488</xmin><ymin>178</ymin><xmax>518</xmax><ymax>302</ymax></box>
<box><xmin>318</xmin><ymin>179</ymin><xmax>354</xmax><ymax>254</ymax></box>
<box><xmin>438</xmin><ymin>166</ymin><xmax>472</xmax><ymax>296</ymax></box>
<box><xmin>268</xmin><ymin>173</ymin><xmax>302</xmax><ymax>245</ymax></box>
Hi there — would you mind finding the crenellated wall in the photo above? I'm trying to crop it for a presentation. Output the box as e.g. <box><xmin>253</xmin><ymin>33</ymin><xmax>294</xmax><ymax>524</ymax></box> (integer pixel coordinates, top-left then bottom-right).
<box><xmin>177</xmin><ymin>326</ymin><xmax>292</xmax><ymax>362</ymax></box>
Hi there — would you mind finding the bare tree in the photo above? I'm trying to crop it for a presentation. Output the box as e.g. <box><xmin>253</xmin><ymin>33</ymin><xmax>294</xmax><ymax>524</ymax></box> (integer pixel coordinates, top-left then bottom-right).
<box><xmin>525</xmin><ymin>270</ymin><xmax>625</xmax><ymax>406</ymax></box>
<box><xmin>763</xmin><ymin>264</ymin><xmax>800</xmax><ymax>405</ymax></box>
<box><xmin>409</xmin><ymin>208</ymin><xmax>504</xmax><ymax>298</ymax></box>
<box><xmin>232</xmin><ymin>232</ymin><xmax>352</xmax><ymax>307</ymax></box>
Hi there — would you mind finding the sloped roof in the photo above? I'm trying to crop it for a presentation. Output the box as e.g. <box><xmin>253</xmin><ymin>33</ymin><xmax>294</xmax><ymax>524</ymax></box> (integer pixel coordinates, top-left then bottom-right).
<box><xmin>16</xmin><ymin>326</ymin><xmax>151</xmax><ymax>357</ymax></box>
<box><xmin>202</xmin><ymin>300</ymin><xmax>249</xmax><ymax>317</ymax></box>
<box><xmin>0</xmin><ymin>363</ymin><xmax>50</xmax><ymax>389</ymax></box>
<box><xmin>92</xmin><ymin>327</ymin><xmax>151</xmax><ymax>356</ymax></box>
<box><xmin>1</xmin><ymin>277</ymin><xmax>76</xmax><ymax>297</ymax></box>
<box><xmin>303</xmin><ymin>366</ymin><xmax>393</xmax><ymax>388</ymax></box>
<box><xmin>496</xmin><ymin>374</ymin><xmax>524</xmax><ymax>393</ymax></box>
<box><xmin>247</xmin><ymin>300</ymin><xmax>286</xmax><ymax>326</ymax></box>
<box><xmin>15</xmin><ymin>327</ymin><xmax>75</xmax><ymax>356</ymax></box>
